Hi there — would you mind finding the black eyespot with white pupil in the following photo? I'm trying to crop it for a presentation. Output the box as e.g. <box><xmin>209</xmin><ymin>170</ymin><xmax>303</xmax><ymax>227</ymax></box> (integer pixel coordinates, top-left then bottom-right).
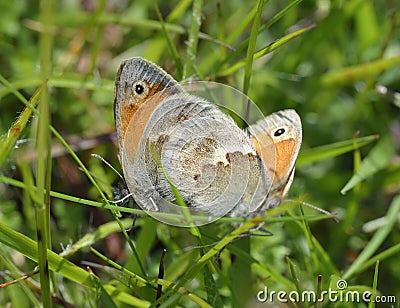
<box><xmin>135</xmin><ymin>84</ymin><xmax>144</xmax><ymax>94</ymax></box>
<box><xmin>274</xmin><ymin>128</ymin><xmax>285</xmax><ymax>137</ymax></box>
<box><xmin>132</xmin><ymin>80</ymin><xmax>149</xmax><ymax>98</ymax></box>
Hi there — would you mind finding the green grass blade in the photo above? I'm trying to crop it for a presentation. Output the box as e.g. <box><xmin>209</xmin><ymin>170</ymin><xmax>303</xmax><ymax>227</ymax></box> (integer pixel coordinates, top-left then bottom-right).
<box><xmin>59</xmin><ymin>219</ymin><xmax>133</xmax><ymax>258</ymax></box>
<box><xmin>321</xmin><ymin>55</ymin><xmax>400</xmax><ymax>86</ymax></box>
<box><xmin>97</xmin><ymin>283</ymin><xmax>118</xmax><ymax>308</ymax></box>
<box><xmin>343</xmin><ymin>194</ymin><xmax>400</xmax><ymax>280</ymax></box>
<box><xmin>148</xmin><ymin>140</ymin><xmax>220</xmax><ymax>305</ymax></box>
<box><xmin>197</xmin><ymin>3</ymin><xmax>256</xmax><ymax>75</ymax></box>
<box><xmin>220</xmin><ymin>24</ymin><xmax>315</xmax><ymax>77</ymax></box>
<box><xmin>36</xmin><ymin>0</ymin><xmax>54</xmax><ymax>304</ymax></box>
<box><xmin>0</xmin><ymin>252</ymin><xmax>41</xmax><ymax>306</ymax></box>
<box><xmin>175</xmin><ymin>219</ymin><xmax>261</xmax><ymax>284</ymax></box>
<box><xmin>0</xmin><ymin>222</ymin><xmax>95</xmax><ymax>287</ymax></box>
<box><xmin>155</xmin><ymin>3</ymin><xmax>183</xmax><ymax>79</ymax></box>
<box><xmin>45</xmin><ymin>11</ymin><xmax>184</xmax><ymax>33</ymax></box>
<box><xmin>286</xmin><ymin>256</ymin><xmax>301</xmax><ymax>293</ymax></box>
<box><xmin>257</xmin><ymin>0</ymin><xmax>304</xmax><ymax>34</ymax></box>
<box><xmin>254</xmin><ymin>24</ymin><xmax>315</xmax><ymax>57</ymax></box>
<box><xmin>216</xmin><ymin>3</ymin><xmax>226</xmax><ymax>60</ymax></box>
<box><xmin>91</xmin><ymin>248</ymin><xmax>211</xmax><ymax>307</ymax></box>
<box><xmin>0</xmin><ymin>75</ymin><xmax>114</xmax><ymax>99</ymax></box>
<box><xmin>87</xmin><ymin>0</ymin><xmax>106</xmax><ymax>73</ymax></box>
<box><xmin>0</xmin><ymin>223</ymin><xmax>149</xmax><ymax>306</ymax></box>
<box><xmin>91</xmin><ymin>249</ymin><xmax>151</xmax><ymax>288</ymax></box>
<box><xmin>289</xmin><ymin>208</ymin><xmax>339</xmax><ymax>276</ymax></box>
<box><xmin>297</xmin><ymin>134</ymin><xmax>379</xmax><ymax>167</ymax></box>
<box><xmin>166</xmin><ymin>0</ymin><xmax>192</xmax><ymax>22</ymax></box>
<box><xmin>368</xmin><ymin>260</ymin><xmax>379</xmax><ymax>308</ymax></box>
<box><xmin>341</xmin><ymin>134</ymin><xmax>395</xmax><ymax>194</ymax></box>
<box><xmin>215</xmin><ymin>0</ymin><xmax>304</xmax><ymax>72</ymax></box>
<box><xmin>242</xmin><ymin>0</ymin><xmax>265</xmax><ymax>95</ymax></box>
<box><xmin>355</xmin><ymin>0</ymin><xmax>379</xmax><ymax>51</ymax></box>
<box><xmin>202</xmin><ymin>263</ymin><xmax>223</xmax><ymax>308</ymax></box>
<box><xmin>0</xmin><ymin>84</ymin><xmax>42</xmax><ymax>168</ymax></box>
<box><xmin>0</xmin><ymin>73</ymin><xmax>146</xmax><ymax>276</ymax></box>
<box><xmin>351</xmin><ymin>243</ymin><xmax>400</xmax><ymax>275</ymax></box>
<box><xmin>183</xmin><ymin>0</ymin><xmax>203</xmax><ymax>79</ymax></box>
<box><xmin>0</xmin><ymin>174</ymin><xmax>334</xmax><ymax>230</ymax></box>
<box><xmin>226</xmin><ymin>5</ymin><xmax>257</xmax><ymax>45</ymax></box>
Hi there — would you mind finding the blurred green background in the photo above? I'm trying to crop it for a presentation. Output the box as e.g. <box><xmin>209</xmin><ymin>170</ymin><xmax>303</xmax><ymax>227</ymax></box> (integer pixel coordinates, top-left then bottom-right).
<box><xmin>0</xmin><ymin>0</ymin><xmax>399</xmax><ymax>306</ymax></box>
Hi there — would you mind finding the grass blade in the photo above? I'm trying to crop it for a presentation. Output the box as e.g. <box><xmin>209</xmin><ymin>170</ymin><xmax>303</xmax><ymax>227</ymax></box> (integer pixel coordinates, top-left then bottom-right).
<box><xmin>297</xmin><ymin>134</ymin><xmax>379</xmax><ymax>167</ymax></box>
<box><xmin>286</xmin><ymin>256</ymin><xmax>301</xmax><ymax>293</ymax></box>
<box><xmin>0</xmin><ymin>84</ymin><xmax>42</xmax><ymax>168</ymax></box>
<box><xmin>36</xmin><ymin>0</ymin><xmax>54</xmax><ymax>305</ymax></box>
<box><xmin>0</xmin><ymin>222</ymin><xmax>94</xmax><ymax>287</ymax></box>
<box><xmin>59</xmin><ymin>219</ymin><xmax>133</xmax><ymax>258</ymax></box>
<box><xmin>351</xmin><ymin>243</ymin><xmax>400</xmax><ymax>275</ymax></box>
<box><xmin>155</xmin><ymin>3</ymin><xmax>183</xmax><ymax>79</ymax></box>
<box><xmin>0</xmin><ymin>223</ymin><xmax>150</xmax><ymax>306</ymax></box>
<box><xmin>242</xmin><ymin>0</ymin><xmax>265</xmax><ymax>95</ymax></box>
<box><xmin>91</xmin><ymin>248</ymin><xmax>211</xmax><ymax>307</ymax></box>
<box><xmin>220</xmin><ymin>24</ymin><xmax>315</xmax><ymax>77</ymax></box>
<box><xmin>321</xmin><ymin>55</ymin><xmax>400</xmax><ymax>86</ymax></box>
<box><xmin>0</xmin><ymin>75</ymin><xmax>114</xmax><ymax>99</ymax></box>
<box><xmin>0</xmin><ymin>73</ymin><xmax>146</xmax><ymax>276</ymax></box>
<box><xmin>341</xmin><ymin>134</ymin><xmax>395</xmax><ymax>194</ymax></box>
<box><xmin>368</xmin><ymin>261</ymin><xmax>379</xmax><ymax>308</ymax></box>
<box><xmin>343</xmin><ymin>194</ymin><xmax>400</xmax><ymax>279</ymax></box>
<box><xmin>183</xmin><ymin>0</ymin><xmax>203</xmax><ymax>79</ymax></box>
<box><xmin>215</xmin><ymin>0</ymin><xmax>304</xmax><ymax>72</ymax></box>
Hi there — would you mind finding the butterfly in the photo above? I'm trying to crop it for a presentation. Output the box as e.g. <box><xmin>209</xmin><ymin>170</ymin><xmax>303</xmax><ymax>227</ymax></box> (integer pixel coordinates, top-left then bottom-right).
<box><xmin>114</xmin><ymin>57</ymin><xmax>302</xmax><ymax>226</ymax></box>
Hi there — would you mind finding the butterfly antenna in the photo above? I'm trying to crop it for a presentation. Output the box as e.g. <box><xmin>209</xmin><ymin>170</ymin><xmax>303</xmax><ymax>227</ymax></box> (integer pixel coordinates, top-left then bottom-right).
<box><xmin>183</xmin><ymin>240</ymin><xmax>222</xmax><ymax>251</ymax></box>
<box><xmin>288</xmin><ymin>199</ymin><xmax>339</xmax><ymax>223</ymax></box>
<box><xmin>91</xmin><ymin>153</ymin><xmax>124</xmax><ymax>181</ymax></box>
<box><xmin>91</xmin><ymin>154</ymin><xmax>133</xmax><ymax>205</ymax></box>
<box><xmin>112</xmin><ymin>191</ymin><xmax>134</xmax><ymax>204</ymax></box>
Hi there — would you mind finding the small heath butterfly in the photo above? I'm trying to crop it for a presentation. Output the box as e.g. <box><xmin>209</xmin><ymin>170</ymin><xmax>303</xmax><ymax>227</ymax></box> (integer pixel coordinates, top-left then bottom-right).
<box><xmin>114</xmin><ymin>57</ymin><xmax>302</xmax><ymax>226</ymax></box>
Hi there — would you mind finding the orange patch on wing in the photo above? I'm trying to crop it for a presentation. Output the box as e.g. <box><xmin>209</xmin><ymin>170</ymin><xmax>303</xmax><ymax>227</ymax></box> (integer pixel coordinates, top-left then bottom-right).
<box><xmin>119</xmin><ymin>102</ymin><xmax>139</xmax><ymax>144</ymax></box>
<box><xmin>274</xmin><ymin>139</ymin><xmax>296</xmax><ymax>183</ymax></box>
<box><xmin>122</xmin><ymin>88</ymin><xmax>173</xmax><ymax>161</ymax></box>
<box><xmin>252</xmin><ymin>136</ymin><xmax>296</xmax><ymax>185</ymax></box>
<box><xmin>118</xmin><ymin>81</ymin><xmax>166</xmax><ymax>144</ymax></box>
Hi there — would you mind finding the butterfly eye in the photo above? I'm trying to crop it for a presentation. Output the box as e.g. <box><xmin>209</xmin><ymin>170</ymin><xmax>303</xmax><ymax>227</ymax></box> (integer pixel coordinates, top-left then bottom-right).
<box><xmin>274</xmin><ymin>128</ymin><xmax>285</xmax><ymax>137</ymax></box>
<box><xmin>132</xmin><ymin>81</ymin><xmax>149</xmax><ymax>98</ymax></box>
